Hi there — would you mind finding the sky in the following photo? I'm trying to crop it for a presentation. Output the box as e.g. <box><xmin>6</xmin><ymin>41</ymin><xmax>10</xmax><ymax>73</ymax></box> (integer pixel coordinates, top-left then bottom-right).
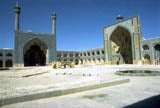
<box><xmin>0</xmin><ymin>0</ymin><xmax>160</xmax><ymax>51</ymax></box>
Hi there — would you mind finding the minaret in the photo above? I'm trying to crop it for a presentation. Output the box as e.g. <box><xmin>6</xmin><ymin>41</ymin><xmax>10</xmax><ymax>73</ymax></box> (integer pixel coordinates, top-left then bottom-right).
<box><xmin>51</xmin><ymin>12</ymin><xmax>56</xmax><ymax>35</ymax></box>
<box><xmin>51</xmin><ymin>12</ymin><xmax>57</xmax><ymax>62</ymax></box>
<box><xmin>14</xmin><ymin>2</ymin><xmax>21</xmax><ymax>30</ymax></box>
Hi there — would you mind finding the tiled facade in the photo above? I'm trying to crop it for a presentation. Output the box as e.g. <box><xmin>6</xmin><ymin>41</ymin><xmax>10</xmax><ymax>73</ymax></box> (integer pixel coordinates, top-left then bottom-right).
<box><xmin>56</xmin><ymin>48</ymin><xmax>105</xmax><ymax>65</ymax></box>
<box><xmin>103</xmin><ymin>16</ymin><xmax>142</xmax><ymax>64</ymax></box>
<box><xmin>0</xmin><ymin>5</ymin><xmax>159</xmax><ymax>67</ymax></box>
<box><xmin>141</xmin><ymin>38</ymin><xmax>160</xmax><ymax>64</ymax></box>
<box><xmin>0</xmin><ymin>48</ymin><xmax>105</xmax><ymax>67</ymax></box>
<box><xmin>0</xmin><ymin>49</ymin><xmax>13</xmax><ymax>67</ymax></box>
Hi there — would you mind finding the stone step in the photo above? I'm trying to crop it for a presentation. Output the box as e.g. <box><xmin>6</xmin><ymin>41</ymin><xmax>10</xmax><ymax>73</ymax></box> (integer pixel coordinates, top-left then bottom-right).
<box><xmin>0</xmin><ymin>78</ymin><xmax>129</xmax><ymax>106</ymax></box>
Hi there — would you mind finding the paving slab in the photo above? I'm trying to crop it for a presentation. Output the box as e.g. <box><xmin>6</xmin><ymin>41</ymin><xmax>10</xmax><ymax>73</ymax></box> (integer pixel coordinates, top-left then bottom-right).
<box><xmin>0</xmin><ymin>65</ymin><xmax>160</xmax><ymax>107</ymax></box>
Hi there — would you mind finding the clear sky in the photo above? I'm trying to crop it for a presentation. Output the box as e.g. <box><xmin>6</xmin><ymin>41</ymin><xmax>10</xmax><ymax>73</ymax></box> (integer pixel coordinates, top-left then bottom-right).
<box><xmin>0</xmin><ymin>0</ymin><xmax>159</xmax><ymax>51</ymax></box>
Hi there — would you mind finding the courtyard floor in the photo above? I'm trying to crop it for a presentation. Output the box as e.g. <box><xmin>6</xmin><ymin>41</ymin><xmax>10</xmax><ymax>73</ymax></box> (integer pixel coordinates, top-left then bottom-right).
<box><xmin>0</xmin><ymin>65</ymin><xmax>160</xmax><ymax>108</ymax></box>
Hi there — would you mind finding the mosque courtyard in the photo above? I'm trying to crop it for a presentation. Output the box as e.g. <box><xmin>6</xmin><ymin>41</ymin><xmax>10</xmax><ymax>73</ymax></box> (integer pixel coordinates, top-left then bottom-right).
<box><xmin>0</xmin><ymin>65</ymin><xmax>160</xmax><ymax>108</ymax></box>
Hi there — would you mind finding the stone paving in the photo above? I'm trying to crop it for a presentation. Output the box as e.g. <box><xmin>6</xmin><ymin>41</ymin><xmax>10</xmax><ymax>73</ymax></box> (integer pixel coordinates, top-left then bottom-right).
<box><xmin>0</xmin><ymin>66</ymin><xmax>125</xmax><ymax>99</ymax></box>
<box><xmin>0</xmin><ymin>65</ymin><xmax>160</xmax><ymax>108</ymax></box>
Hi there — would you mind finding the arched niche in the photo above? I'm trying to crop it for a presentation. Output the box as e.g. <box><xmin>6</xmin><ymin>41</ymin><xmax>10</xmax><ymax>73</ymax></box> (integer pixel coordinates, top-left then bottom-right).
<box><xmin>110</xmin><ymin>26</ymin><xmax>133</xmax><ymax>64</ymax></box>
<box><xmin>143</xmin><ymin>44</ymin><xmax>149</xmax><ymax>50</ymax></box>
<box><xmin>6</xmin><ymin>53</ymin><xmax>12</xmax><ymax>57</ymax></box>
<box><xmin>23</xmin><ymin>38</ymin><xmax>48</xmax><ymax>66</ymax></box>
<box><xmin>143</xmin><ymin>54</ymin><xmax>151</xmax><ymax>64</ymax></box>
<box><xmin>5</xmin><ymin>60</ymin><xmax>13</xmax><ymax>67</ymax></box>
<box><xmin>154</xmin><ymin>44</ymin><xmax>160</xmax><ymax>51</ymax></box>
<box><xmin>0</xmin><ymin>60</ymin><xmax>3</xmax><ymax>67</ymax></box>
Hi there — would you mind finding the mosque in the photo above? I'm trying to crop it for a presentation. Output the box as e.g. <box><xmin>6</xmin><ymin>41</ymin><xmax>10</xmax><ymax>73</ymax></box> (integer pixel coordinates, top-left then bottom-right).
<box><xmin>0</xmin><ymin>4</ymin><xmax>160</xmax><ymax>67</ymax></box>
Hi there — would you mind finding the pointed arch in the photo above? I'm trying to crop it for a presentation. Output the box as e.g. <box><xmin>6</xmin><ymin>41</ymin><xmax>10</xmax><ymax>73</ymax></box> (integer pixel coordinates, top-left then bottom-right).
<box><xmin>143</xmin><ymin>54</ymin><xmax>151</xmax><ymax>64</ymax></box>
<box><xmin>110</xmin><ymin>26</ymin><xmax>133</xmax><ymax>64</ymax></box>
<box><xmin>5</xmin><ymin>60</ymin><xmax>13</xmax><ymax>67</ymax></box>
<box><xmin>6</xmin><ymin>53</ymin><xmax>12</xmax><ymax>57</ymax></box>
<box><xmin>0</xmin><ymin>60</ymin><xmax>3</xmax><ymax>67</ymax></box>
<box><xmin>0</xmin><ymin>53</ymin><xmax>3</xmax><ymax>56</ymax></box>
<box><xmin>23</xmin><ymin>38</ymin><xmax>48</xmax><ymax>66</ymax></box>
<box><xmin>109</xmin><ymin>25</ymin><xmax>132</xmax><ymax>38</ymax></box>
<box><xmin>154</xmin><ymin>44</ymin><xmax>160</xmax><ymax>51</ymax></box>
<box><xmin>154</xmin><ymin>43</ymin><xmax>160</xmax><ymax>62</ymax></box>
<box><xmin>23</xmin><ymin>38</ymin><xmax>48</xmax><ymax>54</ymax></box>
<box><xmin>143</xmin><ymin>44</ymin><xmax>149</xmax><ymax>50</ymax></box>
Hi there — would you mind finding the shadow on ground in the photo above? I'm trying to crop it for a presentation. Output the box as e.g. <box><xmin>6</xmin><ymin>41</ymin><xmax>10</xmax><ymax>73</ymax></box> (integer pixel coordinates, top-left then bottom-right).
<box><xmin>123</xmin><ymin>94</ymin><xmax>160</xmax><ymax>108</ymax></box>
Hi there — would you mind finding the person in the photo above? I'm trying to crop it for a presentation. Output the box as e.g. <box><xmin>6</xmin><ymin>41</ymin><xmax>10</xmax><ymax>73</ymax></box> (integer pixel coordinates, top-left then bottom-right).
<box><xmin>117</xmin><ymin>61</ymin><xmax>119</xmax><ymax>65</ymax></box>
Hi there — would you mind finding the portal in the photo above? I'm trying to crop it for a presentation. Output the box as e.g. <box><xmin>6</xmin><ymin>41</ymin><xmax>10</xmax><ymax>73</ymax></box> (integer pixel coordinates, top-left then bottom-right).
<box><xmin>110</xmin><ymin>26</ymin><xmax>133</xmax><ymax>64</ymax></box>
<box><xmin>23</xmin><ymin>38</ymin><xmax>48</xmax><ymax>66</ymax></box>
<box><xmin>24</xmin><ymin>45</ymin><xmax>46</xmax><ymax>66</ymax></box>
